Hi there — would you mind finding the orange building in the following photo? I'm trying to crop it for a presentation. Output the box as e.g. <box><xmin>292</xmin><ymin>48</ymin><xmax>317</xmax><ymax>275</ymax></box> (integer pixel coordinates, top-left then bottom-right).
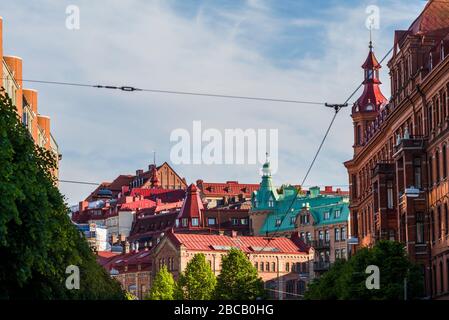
<box><xmin>345</xmin><ymin>0</ymin><xmax>449</xmax><ymax>299</ymax></box>
<box><xmin>0</xmin><ymin>16</ymin><xmax>60</xmax><ymax>175</ymax></box>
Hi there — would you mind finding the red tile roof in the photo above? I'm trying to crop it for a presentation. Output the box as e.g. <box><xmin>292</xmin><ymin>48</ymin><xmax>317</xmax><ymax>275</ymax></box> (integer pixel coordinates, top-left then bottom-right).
<box><xmin>197</xmin><ymin>180</ymin><xmax>259</xmax><ymax>197</ymax></box>
<box><xmin>120</xmin><ymin>199</ymin><xmax>156</xmax><ymax>211</ymax></box>
<box><xmin>409</xmin><ymin>0</ymin><xmax>449</xmax><ymax>35</ymax></box>
<box><xmin>168</xmin><ymin>231</ymin><xmax>309</xmax><ymax>255</ymax></box>
<box><xmin>177</xmin><ymin>184</ymin><xmax>204</xmax><ymax>220</ymax></box>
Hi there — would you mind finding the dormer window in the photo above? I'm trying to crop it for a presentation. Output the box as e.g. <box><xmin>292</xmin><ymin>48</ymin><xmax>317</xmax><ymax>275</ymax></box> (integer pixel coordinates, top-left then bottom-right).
<box><xmin>191</xmin><ymin>218</ymin><xmax>199</xmax><ymax>227</ymax></box>
<box><xmin>181</xmin><ymin>218</ymin><xmax>188</xmax><ymax>227</ymax></box>
<box><xmin>268</xmin><ymin>200</ymin><xmax>274</xmax><ymax>208</ymax></box>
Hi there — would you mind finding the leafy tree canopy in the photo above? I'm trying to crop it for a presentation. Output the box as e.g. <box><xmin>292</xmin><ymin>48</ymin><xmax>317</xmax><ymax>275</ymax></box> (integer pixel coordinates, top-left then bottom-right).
<box><xmin>177</xmin><ymin>253</ymin><xmax>216</xmax><ymax>300</ymax></box>
<box><xmin>146</xmin><ymin>265</ymin><xmax>176</xmax><ymax>300</ymax></box>
<box><xmin>0</xmin><ymin>93</ymin><xmax>124</xmax><ymax>299</ymax></box>
<box><xmin>215</xmin><ymin>248</ymin><xmax>265</xmax><ymax>300</ymax></box>
<box><xmin>305</xmin><ymin>240</ymin><xmax>424</xmax><ymax>300</ymax></box>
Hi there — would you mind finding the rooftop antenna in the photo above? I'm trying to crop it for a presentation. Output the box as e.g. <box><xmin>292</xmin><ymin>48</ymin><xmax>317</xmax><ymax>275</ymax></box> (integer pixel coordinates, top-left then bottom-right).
<box><xmin>153</xmin><ymin>150</ymin><xmax>156</xmax><ymax>166</ymax></box>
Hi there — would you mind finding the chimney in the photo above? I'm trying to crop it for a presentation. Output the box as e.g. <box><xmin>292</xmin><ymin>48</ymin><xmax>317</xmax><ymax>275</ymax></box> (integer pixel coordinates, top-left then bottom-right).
<box><xmin>325</xmin><ymin>186</ymin><xmax>333</xmax><ymax>193</ymax></box>
<box><xmin>79</xmin><ymin>200</ymin><xmax>88</xmax><ymax>212</ymax></box>
<box><xmin>121</xmin><ymin>185</ymin><xmax>130</xmax><ymax>196</ymax></box>
<box><xmin>136</xmin><ymin>169</ymin><xmax>143</xmax><ymax>176</ymax></box>
<box><xmin>111</xmin><ymin>234</ymin><xmax>118</xmax><ymax>245</ymax></box>
<box><xmin>119</xmin><ymin>233</ymin><xmax>126</xmax><ymax>243</ymax></box>
<box><xmin>124</xmin><ymin>240</ymin><xmax>130</xmax><ymax>254</ymax></box>
<box><xmin>37</xmin><ymin>115</ymin><xmax>51</xmax><ymax>150</ymax></box>
<box><xmin>231</xmin><ymin>230</ymin><xmax>238</xmax><ymax>238</ymax></box>
<box><xmin>4</xmin><ymin>55</ymin><xmax>23</xmax><ymax>116</ymax></box>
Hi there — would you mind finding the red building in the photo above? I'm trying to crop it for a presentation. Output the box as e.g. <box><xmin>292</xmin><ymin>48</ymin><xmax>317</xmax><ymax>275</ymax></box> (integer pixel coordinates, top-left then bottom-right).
<box><xmin>345</xmin><ymin>0</ymin><xmax>449</xmax><ymax>299</ymax></box>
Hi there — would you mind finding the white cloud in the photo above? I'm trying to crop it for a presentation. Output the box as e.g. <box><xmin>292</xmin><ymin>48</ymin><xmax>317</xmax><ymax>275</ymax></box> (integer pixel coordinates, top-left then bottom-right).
<box><xmin>0</xmin><ymin>0</ymin><xmax>426</xmax><ymax>204</ymax></box>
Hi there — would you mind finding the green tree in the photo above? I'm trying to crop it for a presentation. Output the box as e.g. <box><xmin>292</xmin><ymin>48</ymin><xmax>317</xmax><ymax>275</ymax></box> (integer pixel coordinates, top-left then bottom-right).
<box><xmin>0</xmin><ymin>92</ymin><xmax>124</xmax><ymax>299</ymax></box>
<box><xmin>215</xmin><ymin>248</ymin><xmax>265</xmax><ymax>300</ymax></box>
<box><xmin>146</xmin><ymin>265</ymin><xmax>176</xmax><ymax>300</ymax></box>
<box><xmin>305</xmin><ymin>240</ymin><xmax>424</xmax><ymax>300</ymax></box>
<box><xmin>177</xmin><ymin>253</ymin><xmax>216</xmax><ymax>300</ymax></box>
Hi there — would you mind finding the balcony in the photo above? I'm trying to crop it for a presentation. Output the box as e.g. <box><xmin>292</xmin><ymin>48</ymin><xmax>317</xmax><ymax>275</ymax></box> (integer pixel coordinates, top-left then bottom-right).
<box><xmin>311</xmin><ymin>239</ymin><xmax>330</xmax><ymax>250</ymax></box>
<box><xmin>394</xmin><ymin>135</ymin><xmax>426</xmax><ymax>154</ymax></box>
<box><xmin>313</xmin><ymin>261</ymin><xmax>330</xmax><ymax>272</ymax></box>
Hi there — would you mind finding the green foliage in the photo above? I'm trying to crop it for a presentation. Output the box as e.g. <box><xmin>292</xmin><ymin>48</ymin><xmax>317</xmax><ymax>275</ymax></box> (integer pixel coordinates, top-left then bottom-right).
<box><xmin>304</xmin><ymin>240</ymin><xmax>424</xmax><ymax>300</ymax></box>
<box><xmin>0</xmin><ymin>93</ymin><xmax>124</xmax><ymax>299</ymax></box>
<box><xmin>177</xmin><ymin>253</ymin><xmax>216</xmax><ymax>300</ymax></box>
<box><xmin>125</xmin><ymin>291</ymin><xmax>138</xmax><ymax>300</ymax></box>
<box><xmin>214</xmin><ymin>248</ymin><xmax>265</xmax><ymax>300</ymax></box>
<box><xmin>146</xmin><ymin>265</ymin><xmax>176</xmax><ymax>300</ymax></box>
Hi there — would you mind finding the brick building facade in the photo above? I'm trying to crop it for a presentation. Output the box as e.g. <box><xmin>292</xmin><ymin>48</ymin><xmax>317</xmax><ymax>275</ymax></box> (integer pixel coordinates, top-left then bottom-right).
<box><xmin>344</xmin><ymin>0</ymin><xmax>449</xmax><ymax>299</ymax></box>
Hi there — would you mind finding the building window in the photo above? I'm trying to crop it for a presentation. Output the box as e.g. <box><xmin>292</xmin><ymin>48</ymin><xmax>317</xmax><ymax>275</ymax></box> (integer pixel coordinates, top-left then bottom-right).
<box><xmin>438</xmin><ymin>206</ymin><xmax>442</xmax><ymax>240</ymax></box>
<box><xmin>436</xmin><ymin>150</ymin><xmax>441</xmax><ymax>183</ymax></box>
<box><xmin>254</xmin><ymin>262</ymin><xmax>258</xmax><ymax>270</ymax></box>
<box><xmin>416</xmin><ymin>212</ymin><xmax>425</xmax><ymax>244</ymax></box>
<box><xmin>232</xmin><ymin>218</ymin><xmax>239</xmax><ymax>226</ymax></box>
<box><xmin>443</xmin><ymin>145</ymin><xmax>448</xmax><ymax>179</ymax></box>
<box><xmin>275</xmin><ymin>219</ymin><xmax>282</xmax><ymax>227</ymax></box>
<box><xmin>268</xmin><ymin>198</ymin><xmax>274</xmax><ymax>208</ymax></box>
<box><xmin>429</xmin><ymin>52</ymin><xmax>433</xmax><ymax>70</ymax></box>
<box><xmin>300</xmin><ymin>232</ymin><xmax>305</xmax><ymax>240</ymax></box>
<box><xmin>182</xmin><ymin>218</ymin><xmax>188</xmax><ymax>227</ymax></box>
<box><xmin>324</xmin><ymin>212</ymin><xmax>330</xmax><ymax>220</ymax></box>
<box><xmin>431</xmin><ymin>211</ymin><xmax>435</xmax><ymax>244</ymax></box>
<box><xmin>285</xmin><ymin>262</ymin><xmax>290</xmax><ymax>272</ymax></box>
<box><xmin>341</xmin><ymin>227</ymin><xmax>347</xmax><ymax>240</ymax></box>
<box><xmin>335</xmin><ymin>228</ymin><xmax>341</xmax><ymax>242</ymax></box>
<box><xmin>207</xmin><ymin>218</ymin><xmax>216</xmax><ymax>226</ymax></box>
<box><xmin>441</xmin><ymin>41</ymin><xmax>445</xmax><ymax>60</ymax></box>
<box><xmin>265</xmin><ymin>262</ymin><xmax>269</xmax><ymax>272</ymax></box>
<box><xmin>414</xmin><ymin>158</ymin><xmax>422</xmax><ymax>188</ymax></box>
<box><xmin>271</xmin><ymin>262</ymin><xmax>276</xmax><ymax>272</ymax></box>
<box><xmin>240</xmin><ymin>218</ymin><xmax>248</xmax><ymax>225</ymax></box>
<box><xmin>341</xmin><ymin>249</ymin><xmax>347</xmax><ymax>259</ymax></box>
<box><xmin>429</xmin><ymin>155</ymin><xmax>434</xmax><ymax>186</ymax></box>
<box><xmin>286</xmin><ymin>280</ymin><xmax>295</xmax><ymax>296</ymax></box>
<box><xmin>387</xmin><ymin>180</ymin><xmax>394</xmax><ymax>209</ymax></box>
<box><xmin>297</xmin><ymin>280</ymin><xmax>306</xmax><ymax>296</ymax></box>
<box><xmin>318</xmin><ymin>230</ymin><xmax>324</xmax><ymax>240</ymax></box>
<box><xmin>290</xmin><ymin>216</ymin><xmax>296</xmax><ymax>225</ymax></box>
<box><xmin>335</xmin><ymin>249</ymin><xmax>340</xmax><ymax>259</ymax></box>
<box><xmin>306</xmin><ymin>232</ymin><xmax>312</xmax><ymax>242</ymax></box>
<box><xmin>445</xmin><ymin>203</ymin><xmax>449</xmax><ymax>236</ymax></box>
<box><xmin>260</xmin><ymin>262</ymin><xmax>264</xmax><ymax>272</ymax></box>
<box><xmin>325</xmin><ymin>229</ymin><xmax>330</xmax><ymax>242</ymax></box>
<box><xmin>334</xmin><ymin>210</ymin><xmax>341</xmax><ymax>218</ymax></box>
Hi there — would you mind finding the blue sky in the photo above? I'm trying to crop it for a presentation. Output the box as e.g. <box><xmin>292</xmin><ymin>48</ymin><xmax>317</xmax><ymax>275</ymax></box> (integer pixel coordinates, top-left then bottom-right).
<box><xmin>0</xmin><ymin>0</ymin><xmax>426</xmax><ymax>204</ymax></box>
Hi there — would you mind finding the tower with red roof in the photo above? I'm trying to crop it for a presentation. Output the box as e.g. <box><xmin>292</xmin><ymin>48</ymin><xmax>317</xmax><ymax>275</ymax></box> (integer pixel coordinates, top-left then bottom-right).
<box><xmin>175</xmin><ymin>184</ymin><xmax>204</xmax><ymax>230</ymax></box>
<box><xmin>351</xmin><ymin>41</ymin><xmax>388</xmax><ymax>155</ymax></box>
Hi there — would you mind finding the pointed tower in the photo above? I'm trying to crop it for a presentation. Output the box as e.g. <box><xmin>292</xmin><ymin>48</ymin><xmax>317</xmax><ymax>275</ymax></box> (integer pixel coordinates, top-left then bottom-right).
<box><xmin>149</xmin><ymin>165</ymin><xmax>160</xmax><ymax>188</ymax></box>
<box><xmin>252</xmin><ymin>157</ymin><xmax>279</xmax><ymax>210</ymax></box>
<box><xmin>352</xmin><ymin>41</ymin><xmax>388</xmax><ymax>155</ymax></box>
<box><xmin>175</xmin><ymin>184</ymin><xmax>204</xmax><ymax>230</ymax></box>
